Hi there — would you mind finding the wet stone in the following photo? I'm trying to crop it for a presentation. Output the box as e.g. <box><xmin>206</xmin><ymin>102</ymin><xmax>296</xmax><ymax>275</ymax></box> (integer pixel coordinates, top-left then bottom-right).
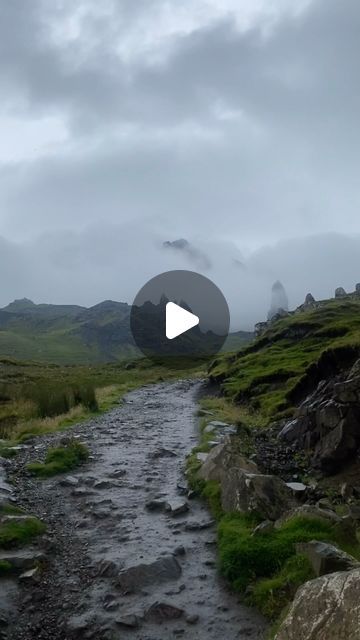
<box><xmin>165</xmin><ymin>500</ymin><xmax>189</xmax><ymax>516</ymax></box>
<box><xmin>144</xmin><ymin>601</ymin><xmax>184</xmax><ymax>622</ymax></box>
<box><xmin>145</xmin><ymin>499</ymin><xmax>167</xmax><ymax>512</ymax></box>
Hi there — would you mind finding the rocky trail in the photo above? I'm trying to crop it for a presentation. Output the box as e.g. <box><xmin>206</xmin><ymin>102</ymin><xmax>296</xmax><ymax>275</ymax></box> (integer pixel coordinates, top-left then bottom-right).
<box><xmin>1</xmin><ymin>379</ymin><xmax>266</xmax><ymax>640</ymax></box>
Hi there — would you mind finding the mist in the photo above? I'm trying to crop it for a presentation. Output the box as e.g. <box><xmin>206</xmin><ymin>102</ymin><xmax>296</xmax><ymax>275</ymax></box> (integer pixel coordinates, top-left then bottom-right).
<box><xmin>2</xmin><ymin>228</ymin><xmax>359</xmax><ymax>331</ymax></box>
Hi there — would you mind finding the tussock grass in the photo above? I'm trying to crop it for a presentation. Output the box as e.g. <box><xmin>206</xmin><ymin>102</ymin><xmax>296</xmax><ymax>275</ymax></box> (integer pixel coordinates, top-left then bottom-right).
<box><xmin>27</xmin><ymin>440</ymin><xmax>89</xmax><ymax>477</ymax></box>
<box><xmin>0</xmin><ymin>357</ymin><xmax>205</xmax><ymax>443</ymax></box>
<box><xmin>0</xmin><ymin>517</ymin><xmax>46</xmax><ymax>549</ymax></box>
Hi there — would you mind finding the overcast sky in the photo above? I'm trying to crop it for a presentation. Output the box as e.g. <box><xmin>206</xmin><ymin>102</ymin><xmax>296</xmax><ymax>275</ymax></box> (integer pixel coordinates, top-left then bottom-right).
<box><xmin>0</xmin><ymin>0</ymin><xmax>359</xmax><ymax>328</ymax></box>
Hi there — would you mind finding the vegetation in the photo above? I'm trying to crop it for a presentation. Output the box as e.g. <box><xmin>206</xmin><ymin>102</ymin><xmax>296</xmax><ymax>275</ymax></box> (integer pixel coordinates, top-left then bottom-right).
<box><xmin>0</xmin><ymin>516</ymin><xmax>46</xmax><ymax>549</ymax></box>
<box><xmin>218</xmin><ymin>513</ymin><xmax>359</xmax><ymax>621</ymax></box>
<box><xmin>27</xmin><ymin>440</ymin><xmax>89</xmax><ymax>477</ymax></box>
<box><xmin>0</xmin><ymin>356</ymin><xmax>204</xmax><ymax>444</ymax></box>
<box><xmin>209</xmin><ymin>297</ymin><xmax>360</xmax><ymax>425</ymax></box>
<box><xmin>0</xmin><ymin>560</ymin><xmax>13</xmax><ymax>575</ymax></box>
<box><xmin>187</xmin><ymin>409</ymin><xmax>356</xmax><ymax>625</ymax></box>
<box><xmin>0</xmin><ymin>298</ymin><xmax>252</xmax><ymax>365</ymax></box>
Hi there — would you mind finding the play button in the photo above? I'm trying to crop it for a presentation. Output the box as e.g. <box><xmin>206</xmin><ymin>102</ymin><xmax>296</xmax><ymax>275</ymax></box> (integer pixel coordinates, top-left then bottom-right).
<box><xmin>130</xmin><ymin>270</ymin><xmax>230</xmax><ymax>366</ymax></box>
<box><xmin>166</xmin><ymin>302</ymin><xmax>199</xmax><ymax>340</ymax></box>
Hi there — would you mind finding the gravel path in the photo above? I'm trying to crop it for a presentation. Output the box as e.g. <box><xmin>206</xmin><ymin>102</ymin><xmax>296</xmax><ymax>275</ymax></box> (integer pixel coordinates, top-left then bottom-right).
<box><xmin>2</xmin><ymin>379</ymin><xmax>267</xmax><ymax>640</ymax></box>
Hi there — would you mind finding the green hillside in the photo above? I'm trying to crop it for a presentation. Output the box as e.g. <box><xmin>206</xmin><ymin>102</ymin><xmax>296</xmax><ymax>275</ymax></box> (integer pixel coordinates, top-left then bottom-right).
<box><xmin>0</xmin><ymin>299</ymin><xmax>135</xmax><ymax>364</ymax></box>
<box><xmin>209</xmin><ymin>297</ymin><xmax>360</xmax><ymax>424</ymax></box>
<box><xmin>0</xmin><ymin>298</ymin><xmax>252</xmax><ymax>365</ymax></box>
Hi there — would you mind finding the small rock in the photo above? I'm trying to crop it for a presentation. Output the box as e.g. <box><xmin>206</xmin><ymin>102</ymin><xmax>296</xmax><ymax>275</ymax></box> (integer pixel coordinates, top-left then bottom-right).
<box><xmin>165</xmin><ymin>501</ymin><xmax>189</xmax><ymax>516</ymax></box>
<box><xmin>286</xmin><ymin>482</ymin><xmax>307</xmax><ymax>493</ymax></box>
<box><xmin>185</xmin><ymin>519</ymin><xmax>215</xmax><ymax>531</ymax></box>
<box><xmin>177</xmin><ymin>483</ymin><xmax>188</xmax><ymax>495</ymax></box>
<box><xmin>94</xmin><ymin>480</ymin><xmax>114</xmax><ymax>490</ymax></box>
<box><xmin>145</xmin><ymin>499</ymin><xmax>167</xmax><ymax>512</ymax></box>
<box><xmin>19</xmin><ymin>567</ymin><xmax>39</xmax><ymax>581</ymax></box>
<box><xmin>145</xmin><ymin>602</ymin><xmax>184</xmax><ymax>622</ymax></box>
<box><xmin>186</xmin><ymin>614</ymin><xmax>199</xmax><ymax>625</ymax></box>
<box><xmin>116</xmin><ymin>615</ymin><xmax>141</xmax><ymax>629</ymax></box>
<box><xmin>149</xmin><ymin>448</ymin><xmax>177</xmax><ymax>459</ymax></box>
<box><xmin>108</xmin><ymin>469</ymin><xmax>127</xmax><ymax>479</ymax></box>
<box><xmin>59</xmin><ymin>476</ymin><xmax>79</xmax><ymax>487</ymax></box>
<box><xmin>173</xmin><ymin>545</ymin><xmax>186</xmax><ymax>557</ymax></box>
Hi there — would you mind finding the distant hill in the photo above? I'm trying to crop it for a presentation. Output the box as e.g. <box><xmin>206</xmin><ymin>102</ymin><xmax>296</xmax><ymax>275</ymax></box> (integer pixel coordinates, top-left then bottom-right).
<box><xmin>0</xmin><ymin>298</ymin><xmax>252</xmax><ymax>364</ymax></box>
<box><xmin>0</xmin><ymin>298</ymin><xmax>134</xmax><ymax>364</ymax></box>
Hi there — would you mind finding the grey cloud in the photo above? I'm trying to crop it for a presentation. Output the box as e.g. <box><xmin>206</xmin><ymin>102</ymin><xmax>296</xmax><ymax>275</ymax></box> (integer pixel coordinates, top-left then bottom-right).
<box><xmin>0</xmin><ymin>0</ymin><xmax>359</xmax><ymax>321</ymax></box>
<box><xmin>1</xmin><ymin>228</ymin><xmax>360</xmax><ymax>332</ymax></box>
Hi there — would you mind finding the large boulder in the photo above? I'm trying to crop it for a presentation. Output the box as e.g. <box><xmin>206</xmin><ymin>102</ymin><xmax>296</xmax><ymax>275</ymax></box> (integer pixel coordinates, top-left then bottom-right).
<box><xmin>221</xmin><ymin>470</ymin><xmax>294</xmax><ymax>520</ymax></box>
<box><xmin>115</xmin><ymin>556</ymin><xmax>181</xmax><ymax>594</ymax></box>
<box><xmin>198</xmin><ymin>438</ymin><xmax>258</xmax><ymax>483</ymax></box>
<box><xmin>275</xmin><ymin>568</ymin><xmax>360</xmax><ymax>640</ymax></box>
<box><xmin>296</xmin><ymin>540</ymin><xmax>360</xmax><ymax>576</ymax></box>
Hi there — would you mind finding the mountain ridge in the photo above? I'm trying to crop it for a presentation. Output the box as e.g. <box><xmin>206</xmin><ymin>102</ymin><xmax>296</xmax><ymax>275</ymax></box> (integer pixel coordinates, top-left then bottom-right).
<box><xmin>0</xmin><ymin>298</ymin><xmax>252</xmax><ymax>364</ymax></box>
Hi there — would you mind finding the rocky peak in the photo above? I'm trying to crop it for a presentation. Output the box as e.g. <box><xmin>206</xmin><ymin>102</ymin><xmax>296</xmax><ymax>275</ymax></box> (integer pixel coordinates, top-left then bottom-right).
<box><xmin>304</xmin><ymin>293</ymin><xmax>315</xmax><ymax>305</ymax></box>
<box><xmin>268</xmin><ymin>281</ymin><xmax>289</xmax><ymax>321</ymax></box>
<box><xmin>335</xmin><ymin>286</ymin><xmax>347</xmax><ymax>298</ymax></box>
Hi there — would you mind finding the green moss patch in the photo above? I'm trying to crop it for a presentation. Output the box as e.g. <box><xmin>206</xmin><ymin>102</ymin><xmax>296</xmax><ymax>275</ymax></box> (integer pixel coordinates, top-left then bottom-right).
<box><xmin>27</xmin><ymin>440</ymin><xmax>89</xmax><ymax>477</ymax></box>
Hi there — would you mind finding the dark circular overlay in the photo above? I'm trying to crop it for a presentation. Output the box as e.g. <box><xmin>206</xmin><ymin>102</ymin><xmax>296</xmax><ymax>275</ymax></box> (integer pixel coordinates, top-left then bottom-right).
<box><xmin>130</xmin><ymin>270</ymin><xmax>230</xmax><ymax>365</ymax></box>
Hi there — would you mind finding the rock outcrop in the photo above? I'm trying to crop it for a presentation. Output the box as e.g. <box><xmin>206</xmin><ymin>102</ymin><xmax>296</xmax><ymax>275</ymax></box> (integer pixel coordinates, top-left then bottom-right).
<box><xmin>279</xmin><ymin>359</ymin><xmax>360</xmax><ymax>474</ymax></box>
<box><xmin>268</xmin><ymin>281</ymin><xmax>289</xmax><ymax>321</ymax></box>
<box><xmin>304</xmin><ymin>293</ymin><xmax>315</xmax><ymax>305</ymax></box>
<box><xmin>335</xmin><ymin>286</ymin><xmax>347</xmax><ymax>298</ymax></box>
<box><xmin>275</xmin><ymin>568</ymin><xmax>360</xmax><ymax>640</ymax></box>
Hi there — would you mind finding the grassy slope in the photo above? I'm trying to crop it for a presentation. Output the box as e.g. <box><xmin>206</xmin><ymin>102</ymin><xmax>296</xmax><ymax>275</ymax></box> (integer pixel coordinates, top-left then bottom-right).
<box><xmin>194</xmin><ymin>297</ymin><xmax>360</xmax><ymax>633</ymax></box>
<box><xmin>209</xmin><ymin>297</ymin><xmax>360</xmax><ymax>424</ymax></box>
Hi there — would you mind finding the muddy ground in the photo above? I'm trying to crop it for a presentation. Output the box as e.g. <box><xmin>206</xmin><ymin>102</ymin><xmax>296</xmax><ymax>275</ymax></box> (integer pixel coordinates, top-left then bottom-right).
<box><xmin>1</xmin><ymin>379</ymin><xmax>267</xmax><ymax>640</ymax></box>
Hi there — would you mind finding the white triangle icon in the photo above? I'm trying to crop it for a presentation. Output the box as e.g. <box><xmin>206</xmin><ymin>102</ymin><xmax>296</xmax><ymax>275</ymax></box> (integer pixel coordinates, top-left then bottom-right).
<box><xmin>166</xmin><ymin>302</ymin><xmax>200</xmax><ymax>340</ymax></box>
